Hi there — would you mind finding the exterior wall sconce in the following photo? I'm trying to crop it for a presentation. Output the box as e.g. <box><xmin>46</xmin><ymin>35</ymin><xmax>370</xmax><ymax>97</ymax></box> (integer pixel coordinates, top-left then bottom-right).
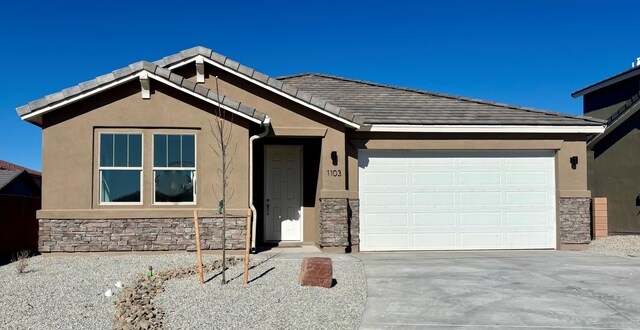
<box><xmin>570</xmin><ymin>156</ymin><xmax>578</xmax><ymax>170</ymax></box>
<box><xmin>331</xmin><ymin>151</ymin><xmax>338</xmax><ymax>166</ymax></box>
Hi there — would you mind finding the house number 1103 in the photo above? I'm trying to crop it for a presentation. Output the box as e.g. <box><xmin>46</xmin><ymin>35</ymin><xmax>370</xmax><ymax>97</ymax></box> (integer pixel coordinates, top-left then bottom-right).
<box><xmin>327</xmin><ymin>169</ymin><xmax>342</xmax><ymax>177</ymax></box>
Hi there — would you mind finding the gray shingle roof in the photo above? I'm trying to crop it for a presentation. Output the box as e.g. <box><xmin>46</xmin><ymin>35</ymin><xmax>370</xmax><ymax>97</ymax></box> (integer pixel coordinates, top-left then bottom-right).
<box><xmin>278</xmin><ymin>73</ymin><xmax>606</xmax><ymax>126</ymax></box>
<box><xmin>16</xmin><ymin>60</ymin><xmax>267</xmax><ymax>123</ymax></box>
<box><xmin>0</xmin><ymin>170</ymin><xmax>22</xmax><ymax>191</ymax></box>
<box><xmin>153</xmin><ymin>47</ymin><xmax>363</xmax><ymax>125</ymax></box>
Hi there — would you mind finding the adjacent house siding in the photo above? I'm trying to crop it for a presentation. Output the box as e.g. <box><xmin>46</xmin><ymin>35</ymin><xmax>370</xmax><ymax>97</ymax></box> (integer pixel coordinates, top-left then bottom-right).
<box><xmin>591</xmin><ymin>111</ymin><xmax>640</xmax><ymax>234</ymax></box>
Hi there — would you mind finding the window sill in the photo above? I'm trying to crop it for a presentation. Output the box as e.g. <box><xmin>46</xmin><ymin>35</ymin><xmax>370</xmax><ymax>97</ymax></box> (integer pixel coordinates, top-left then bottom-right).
<box><xmin>37</xmin><ymin>208</ymin><xmax>247</xmax><ymax>219</ymax></box>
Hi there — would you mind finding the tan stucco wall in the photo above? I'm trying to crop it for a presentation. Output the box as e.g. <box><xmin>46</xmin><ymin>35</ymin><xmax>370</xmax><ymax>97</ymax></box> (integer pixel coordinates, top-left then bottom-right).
<box><xmin>40</xmin><ymin>81</ymin><xmax>251</xmax><ymax>219</ymax></box>
<box><xmin>348</xmin><ymin>132</ymin><xmax>590</xmax><ymax>198</ymax></box>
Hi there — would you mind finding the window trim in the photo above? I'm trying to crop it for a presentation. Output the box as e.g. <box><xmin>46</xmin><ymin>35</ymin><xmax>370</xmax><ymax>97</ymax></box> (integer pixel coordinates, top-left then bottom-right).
<box><xmin>152</xmin><ymin>133</ymin><xmax>197</xmax><ymax>206</ymax></box>
<box><xmin>98</xmin><ymin>132</ymin><xmax>144</xmax><ymax>206</ymax></box>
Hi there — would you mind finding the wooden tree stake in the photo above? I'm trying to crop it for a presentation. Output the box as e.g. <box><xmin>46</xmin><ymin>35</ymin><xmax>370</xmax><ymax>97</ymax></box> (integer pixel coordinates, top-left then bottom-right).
<box><xmin>194</xmin><ymin>209</ymin><xmax>205</xmax><ymax>285</ymax></box>
<box><xmin>244</xmin><ymin>208</ymin><xmax>252</xmax><ymax>285</ymax></box>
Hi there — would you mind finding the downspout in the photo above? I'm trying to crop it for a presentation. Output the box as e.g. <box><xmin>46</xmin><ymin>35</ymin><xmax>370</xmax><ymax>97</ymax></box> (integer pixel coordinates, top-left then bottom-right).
<box><xmin>249</xmin><ymin>116</ymin><xmax>271</xmax><ymax>253</ymax></box>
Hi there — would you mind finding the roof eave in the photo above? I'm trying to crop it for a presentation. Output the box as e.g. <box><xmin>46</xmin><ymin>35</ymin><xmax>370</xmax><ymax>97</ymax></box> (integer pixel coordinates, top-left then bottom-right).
<box><xmin>361</xmin><ymin>124</ymin><xmax>606</xmax><ymax>134</ymax></box>
<box><xmin>572</xmin><ymin>66</ymin><xmax>640</xmax><ymax>98</ymax></box>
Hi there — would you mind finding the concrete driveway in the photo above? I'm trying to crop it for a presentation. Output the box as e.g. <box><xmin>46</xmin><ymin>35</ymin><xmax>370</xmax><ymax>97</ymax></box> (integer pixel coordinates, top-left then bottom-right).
<box><xmin>357</xmin><ymin>251</ymin><xmax>640</xmax><ymax>329</ymax></box>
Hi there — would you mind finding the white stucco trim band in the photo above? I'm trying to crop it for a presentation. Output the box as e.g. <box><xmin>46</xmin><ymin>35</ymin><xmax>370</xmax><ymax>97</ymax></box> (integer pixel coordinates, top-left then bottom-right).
<box><xmin>362</xmin><ymin>124</ymin><xmax>606</xmax><ymax>134</ymax></box>
<box><xmin>21</xmin><ymin>75</ymin><xmax>140</xmax><ymax>122</ymax></box>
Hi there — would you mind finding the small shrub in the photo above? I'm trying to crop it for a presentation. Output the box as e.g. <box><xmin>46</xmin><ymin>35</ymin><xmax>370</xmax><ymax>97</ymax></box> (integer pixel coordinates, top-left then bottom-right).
<box><xmin>12</xmin><ymin>250</ymin><xmax>30</xmax><ymax>274</ymax></box>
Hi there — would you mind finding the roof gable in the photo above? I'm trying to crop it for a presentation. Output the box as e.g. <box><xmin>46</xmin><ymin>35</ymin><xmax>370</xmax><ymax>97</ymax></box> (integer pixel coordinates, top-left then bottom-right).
<box><xmin>16</xmin><ymin>61</ymin><xmax>267</xmax><ymax>126</ymax></box>
<box><xmin>153</xmin><ymin>47</ymin><xmax>363</xmax><ymax>128</ymax></box>
<box><xmin>278</xmin><ymin>73</ymin><xmax>606</xmax><ymax>128</ymax></box>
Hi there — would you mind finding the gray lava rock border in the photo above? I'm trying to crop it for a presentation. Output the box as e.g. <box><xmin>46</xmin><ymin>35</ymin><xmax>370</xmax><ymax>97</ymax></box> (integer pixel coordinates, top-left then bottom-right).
<box><xmin>113</xmin><ymin>257</ymin><xmax>242</xmax><ymax>330</ymax></box>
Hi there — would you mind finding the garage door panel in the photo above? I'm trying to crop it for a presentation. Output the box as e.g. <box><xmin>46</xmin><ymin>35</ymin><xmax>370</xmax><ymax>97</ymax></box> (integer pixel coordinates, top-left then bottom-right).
<box><xmin>359</xmin><ymin>150</ymin><xmax>556</xmax><ymax>251</ymax></box>
<box><xmin>363</xmin><ymin>233</ymin><xmax>408</xmax><ymax>249</ymax></box>
<box><xmin>506</xmin><ymin>212</ymin><xmax>548</xmax><ymax>226</ymax></box>
<box><xmin>364</xmin><ymin>213</ymin><xmax>408</xmax><ymax>227</ymax></box>
<box><xmin>363</xmin><ymin>192</ymin><xmax>407</xmax><ymax>206</ymax></box>
<box><xmin>459</xmin><ymin>172</ymin><xmax>501</xmax><ymax>185</ymax></box>
<box><xmin>459</xmin><ymin>212</ymin><xmax>501</xmax><ymax>226</ymax></box>
<box><xmin>413</xmin><ymin>213</ymin><xmax>455</xmax><ymax>226</ymax></box>
<box><xmin>505</xmin><ymin>192</ymin><xmax>548</xmax><ymax>205</ymax></box>
<box><xmin>412</xmin><ymin>233</ymin><xmax>457</xmax><ymax>249</ymax></box>
<box><xmin>505</xmin><ymin>172</ymin><xmax>548</xmax><ymax>185</ymax></box>
<box><xmin>506</xmin><ymin>232</ymin><xmax>553</xmax><ymax>246</ymax></box>
<box><xmin>363</xmin><ymin>172</ymin><xmax>407</xmax><ymax>186</ymax></box>
<box><xmin>460</xmin><ymin>233</ymin><xmax>503</xmax><ymax>248</ymax></box>
<box><xmin>412</xmin><ymin>192</ymin><xmax>455</xmax><ymax>206</ymax></box>
<box><xmin>411</xmin><ymin>172</ymin><xmax>455</xmax><ymax>186</ymax></box>
<box><xmin>460</xmin><ymin>192</ymin><xmax>501</xmax><ymax>206</ymax></box>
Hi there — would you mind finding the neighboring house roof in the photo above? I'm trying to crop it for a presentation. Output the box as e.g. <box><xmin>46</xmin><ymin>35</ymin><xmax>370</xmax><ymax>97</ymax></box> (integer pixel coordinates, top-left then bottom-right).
<box><xmin>152</xmin><ymin>46</ymin><xmax>363</xmax><ymax>127</ymax></box>
<box><xmin>16</xmin><ymin>60</ymin><xmax>268</xmax><ymax>126</ymax></box>
<box><xmin>0</xmin><ymin>169</ymin><xmax>41</xmax><ymax>197</ymax></box>
<box><xmin>278</xmin><ymin>73</ymin><xmax>605</xmax><ymax>127</ymax></box>
<box><xmin>587</xmin><ymin>90</ymin><xmax>640</xmax><ymax>148</ymax></box>
<box><xmin>0</xmin><ymin>170</ymin><xmax>23</xmax><ymax>191</ymax></box>
<box><xmin>0</xmin><ymin>160</ymin><xmax>41</xmax><ymax>176</ymax></box>
<box><xmin>572</xmin><ymin>66</ymin><xmax>640</xmax><ymax>98</ymax></box>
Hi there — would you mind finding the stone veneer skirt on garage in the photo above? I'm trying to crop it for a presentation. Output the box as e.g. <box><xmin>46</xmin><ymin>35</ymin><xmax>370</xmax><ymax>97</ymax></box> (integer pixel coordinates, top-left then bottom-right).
<box><xmin>559</xmin><ymin>197</ymin><xmax>591</xmax><ymax>244</ymax></box>
<box><xmin>38</xmin><ymin>217</ymin><xmax>246</xmax><ymax>252</ymax></box>
<box><xmin>318</xmin><ymin>198</ymin><xmax>360</xmax><ymax>252</ymax></box>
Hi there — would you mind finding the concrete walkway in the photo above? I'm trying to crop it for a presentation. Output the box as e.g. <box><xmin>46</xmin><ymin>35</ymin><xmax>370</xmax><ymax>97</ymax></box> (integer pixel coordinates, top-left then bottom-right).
<box><xmin>357</xmin><ymin>251</ymin><xmax>640</xmax><ymax>329</ymax></box>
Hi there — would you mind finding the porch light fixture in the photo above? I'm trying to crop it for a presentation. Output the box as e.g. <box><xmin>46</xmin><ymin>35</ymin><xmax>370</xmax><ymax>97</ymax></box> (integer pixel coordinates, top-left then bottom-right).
<box><xmin>570</xmin><ymin>156</ymin><xmax>578</xmax><ymax>170</ymax></box>
<box><xmin>331</xmin><ymin>151</ymin><xmax>338</xmax><ymax>166</ymax></box>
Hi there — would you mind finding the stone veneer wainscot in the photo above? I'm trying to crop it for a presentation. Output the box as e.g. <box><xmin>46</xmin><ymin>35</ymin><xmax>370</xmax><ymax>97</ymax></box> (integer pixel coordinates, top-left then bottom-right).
<box><xmin>38</xmin><ymin>217</ymin><xmax>246</xmax><ymax>252</ymax></box>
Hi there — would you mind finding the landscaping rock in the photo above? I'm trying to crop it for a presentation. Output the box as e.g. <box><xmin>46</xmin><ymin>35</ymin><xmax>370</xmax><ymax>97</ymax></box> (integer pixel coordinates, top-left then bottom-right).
<box><xmin>299</xmin><ymin>257</ymin><xmax>333</xmax><ymax>288</ymax></box>
<box><xmin>112</xmin><ymin>257</ymin><xmax>241</xmax><ymax>330</ymax></box>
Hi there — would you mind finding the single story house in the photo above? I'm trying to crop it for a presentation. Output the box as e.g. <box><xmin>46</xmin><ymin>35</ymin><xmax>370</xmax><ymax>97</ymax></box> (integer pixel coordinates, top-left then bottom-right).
<box><xmin>0</xmin><ymin>161</ymin><xmax>41</xmax><ymax>254</ymax></box>
<box><xmin>17</xmin><ymin>46</ymin><xmax>605</xmax><ymax>253</ymax></box>
<box><xmin>572</xmin><ymin>64</ymin><xmax>640</xmax><ymax>234</ymax></box>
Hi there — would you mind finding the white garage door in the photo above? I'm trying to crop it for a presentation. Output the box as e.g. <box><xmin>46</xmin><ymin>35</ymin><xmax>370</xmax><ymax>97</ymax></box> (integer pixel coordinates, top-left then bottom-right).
<box><xmin>358</xmin><ymin>150</ymin><xmax>556</xmax><ymax>251</ymax></box>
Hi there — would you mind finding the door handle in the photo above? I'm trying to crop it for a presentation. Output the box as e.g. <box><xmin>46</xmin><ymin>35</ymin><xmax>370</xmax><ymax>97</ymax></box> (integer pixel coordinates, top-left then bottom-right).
<box><xmin>266</xmin><ymin>198</ymin><xmax>270</xmax><ymax>215</ymax></box>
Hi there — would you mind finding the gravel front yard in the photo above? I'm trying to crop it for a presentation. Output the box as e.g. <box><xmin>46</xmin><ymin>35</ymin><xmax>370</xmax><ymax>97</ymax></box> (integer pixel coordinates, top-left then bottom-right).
<box><xmin>587</xmin><ymin>235</ymin><xmax>640</xmax><ymax>258</ymax></box>
<box><xmin>158</xmin><ymin>256</ymin><xmax>366</xmax><ymax>329</ymax></box>
<box><xmin>0</xmin><ymin>253</ymin><xmax>366</xmax><ymax>329</ymax></box>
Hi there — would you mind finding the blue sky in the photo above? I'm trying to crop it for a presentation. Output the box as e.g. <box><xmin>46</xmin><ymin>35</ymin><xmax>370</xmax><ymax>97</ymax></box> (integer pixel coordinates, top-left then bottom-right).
<box><xmin>0</xmin><ymin>0</ymin><xmax>636</xmax><ymax>171</ymax></box>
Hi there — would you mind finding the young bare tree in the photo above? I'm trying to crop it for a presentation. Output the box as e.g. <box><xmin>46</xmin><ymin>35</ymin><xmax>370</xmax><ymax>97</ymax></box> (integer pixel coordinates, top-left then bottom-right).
<box><xmin>209</xmin><ymin>76</ymin><xmax>236</xmax><ymax>284</ymax></box>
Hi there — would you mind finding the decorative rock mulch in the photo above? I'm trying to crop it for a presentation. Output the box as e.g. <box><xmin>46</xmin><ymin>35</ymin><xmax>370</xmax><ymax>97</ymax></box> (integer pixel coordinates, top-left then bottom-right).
<box><xmin>113</xmin><ymin>257</ymin><xmax>242</xmax><ymax>330</ymax></box>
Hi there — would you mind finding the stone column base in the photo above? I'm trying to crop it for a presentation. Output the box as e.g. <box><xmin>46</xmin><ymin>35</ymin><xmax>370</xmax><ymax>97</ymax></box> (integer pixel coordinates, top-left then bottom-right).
<box><xmin>318</xmin><ymin>198</ymin><xmax>360</xmax><ymax>252</ymax></box>
<box><xmin>559</xmin><ymin>198</ymin><xmax>591</xmax><ymax>244</ymax></box>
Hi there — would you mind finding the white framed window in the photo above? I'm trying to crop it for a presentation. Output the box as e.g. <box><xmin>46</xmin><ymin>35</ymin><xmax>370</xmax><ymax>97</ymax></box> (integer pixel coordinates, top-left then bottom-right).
<box><xmin>99</xmin><ymin>133</ymin><xmax>143</xmax><ymax>205</ymax></box>
<box><xmin>153</xmin><ymin>134</ymin><xmax>196</xmax><ymax>204</ymax></box>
